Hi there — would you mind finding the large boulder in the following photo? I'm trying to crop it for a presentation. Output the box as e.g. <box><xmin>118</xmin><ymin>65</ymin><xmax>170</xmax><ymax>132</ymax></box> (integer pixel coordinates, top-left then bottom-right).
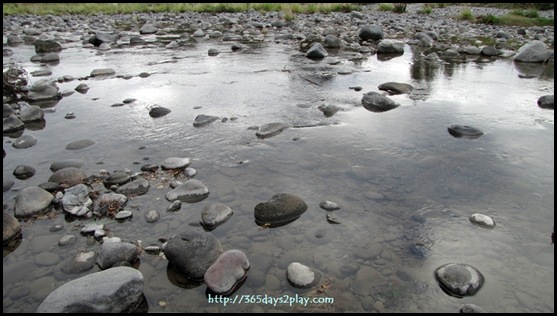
<box><xmin>514</xmin><ymin>40</ymin><xmax>554</xmax><ymax>63</ymax></box>
<box><xmin>36</xmin><ymin>267</ymin><xmax>144</xmax><ymax>313</ymax></box>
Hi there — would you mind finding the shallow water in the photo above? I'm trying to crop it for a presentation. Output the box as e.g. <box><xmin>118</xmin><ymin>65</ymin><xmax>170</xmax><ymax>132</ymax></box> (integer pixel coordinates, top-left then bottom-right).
<box><xmin>3</xmin><ymin>36</ymin><xmax>554</xmax><ymax>313</ymax></box>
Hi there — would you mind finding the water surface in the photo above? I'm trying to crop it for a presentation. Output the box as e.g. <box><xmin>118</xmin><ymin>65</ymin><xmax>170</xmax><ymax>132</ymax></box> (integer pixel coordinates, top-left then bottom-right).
<box><xmin>3</xmin><ymin>37</ymin><xmax>554</xmax><ymax>313</ymax></box>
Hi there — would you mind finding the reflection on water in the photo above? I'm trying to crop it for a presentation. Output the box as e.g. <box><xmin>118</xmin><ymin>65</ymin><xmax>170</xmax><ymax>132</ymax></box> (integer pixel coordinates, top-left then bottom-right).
<box><xmin>3</xmin><ymin>38</ymin><xmax>554</xmax><ymax>313</ymax></box>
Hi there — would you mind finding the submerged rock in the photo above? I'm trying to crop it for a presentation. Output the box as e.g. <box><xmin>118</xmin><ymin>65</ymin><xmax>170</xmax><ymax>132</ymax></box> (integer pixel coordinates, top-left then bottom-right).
<box><xmin>361</xmin><ymin>92</ymin><xmax>400</xmax><ymax>113</ymax></box>
<box><xmin>255</xmin><ymin>122</ymin><xmax>288</xmax><ymax>139</ymax></box>
<box><xmin>204</xmin><ymin>249</ymin><xmax>250</xmax><ymax>295</ymax></box>
<box><xmin>163</xmin><ymin>230</ymin><xmax>223</xmax><ymax>281</ymax></box>
<box><xmin>435</xmin><ymin>263</ymin><xmax>484</xmax><ymax>298</ymax></box>
<box><xmin>447</xmin><ymin>125</ymin><xmax>484</xmax><ymax>139</ymax></box>
<box><xmin>286</xmin><ymin>262</ymin><xmax>321</xmax><ymax>289</ymax></box>
<box><xmin>254</xmin><ymin>193</ymin><xmax>307</xmax><ymax>227</ymax></box>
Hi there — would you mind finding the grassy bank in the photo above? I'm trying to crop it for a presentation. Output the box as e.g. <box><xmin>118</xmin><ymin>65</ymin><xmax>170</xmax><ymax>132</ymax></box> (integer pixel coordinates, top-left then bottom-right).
<box><xmin>2</xmin><ymin>3</ymin><xmax>361</xmax><ymax>16</ymax></box>
<box><xmin>3</xmin><ymin>3</ymin><xmax>553</xmax><ymax>27</ymax></box>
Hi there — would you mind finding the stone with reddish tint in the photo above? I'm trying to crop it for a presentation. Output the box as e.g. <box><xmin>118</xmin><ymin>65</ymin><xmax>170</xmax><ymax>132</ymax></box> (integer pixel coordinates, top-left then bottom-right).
<box><xmin>204</xmin><ymin>250</ymin><xmax>250</xmax><ymax>295</ymax></box>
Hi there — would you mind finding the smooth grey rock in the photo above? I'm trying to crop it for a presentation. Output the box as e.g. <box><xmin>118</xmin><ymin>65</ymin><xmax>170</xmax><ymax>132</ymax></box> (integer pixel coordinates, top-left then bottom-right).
<box><xmin>13</xmin><ymin>165</ymin><xmax>36</xmax><ymax>180</ymax></box>
<box><xmin>116</xmin><ymin>178</ymin><xmax>150</xmax><ymax>196</ymax></box>
<box><xmin>3</xmin><ymin>210</ymin><xmax>21</xmax><ymax>245</ymax></box>
<box><xmin>14</xmin><ymin>186</ymin><xmax>54</xmax><ymax>218</ymax></box>
<box><xmin>514</xmin><ymin>40</ymin><xmax>553</xmax><ymax>63</ymax></box>
<box><xmin>359</xmin><ymin>25</ymin><xmax>383</xmax><ymax>41</ymax></box>
<box><xmin>96</xmin><ymin>241</ymin><xmax>139</xmax><ymax>270</ymax></box>
<box><xmin>255</xmin><ymin>122</ymin><xmax>288</xmax><ymax>139</ymax></box>
<box><xmin>34</xmin><ymin>40</ymin><xmax>62</xmax><ymax>53</ymax></box>
<box><xmin>103</xmin><ymin>171</ymin><xmax>130</xmax><ymax>186</ymax></box>
<box><xmin>193</xmin><ymin>114</ymin><xmax>219</xmax><ymax>127</ymax></box>
<box><xmin>61</xmin><ymin>251</ymin><xmax>96</xmax><ymax>274</ymax></box>
<box><xmin>161</xmin><ymin>157</ymin><xmax>190</xmax><ymax>170</ymax></box>
<box><xmin>361</xmin><ymin>91</ymin><xmax>400</xmax><ymax>113</ymax></box>
<box><xmin>254</xmin><ymin>193</ymin><xmax>307</xmax><ymax>227</ymax></box>
<box><xmin>19</xmin><ymin>105</ymin><xmax>44</xmax><ymax>122</ymax></box>
<box><xmin>3</xmin><ymin>115</ymin><xmax>25</xmax><ymax>133</ymax></box>
<box><xmin>48</xmin><ymin>167</ymin><xmax>87</xmax><ymax>185</ymax></box>
<box><xmin>378</xmin><ymin>82</ymin><xmax>413</xmax><ymax>95</ymax></box>
<box><xmin>165</xmin><ymin>179</ymin><xmax>209</xmax><ymax>203</ymax></box>
<box><xmin>377</xmin><ymin>40</ymin><xmax>405</xmax><ymax>54</ymax></box>
<box><xmin>319</xmin><ymin>200</ymin><xmax>340</xmax><ymax>211</ymax></box>
<box><xmin>37</xmin><ymin>266</ymin><xmax>144</xmax><ymax>313</ymax></box>
<box><xmin>50</xmin><ymin>159</ymin><xmax>85</xmax><ymax>172</ymax></box>
<box><xmin>469</xmin><ymin>213</ymin><xmax>496</xmax><ymax>229</ymax></box>
<box><xmin>148</xmin><ymin>106</ymin><xmax>171</xmax><ymax>118</ymax></box>
<box><xmin>460</xmin><ymin>303</ymin><xmax>487</xmax><ymax>313</ymax></box>
<box><xmin>447</xmin><ymin>125</ymin><xmax>484</xmax><ymax>139</ymax></box>
<box><xmin>90</xmin><ymin>68</ymin><xmax>116</xmax><ymax>77</ymax></box>
<box><xmin>305</xmin><ymin>42</ymin><xmax>328</xmax><ymax>59</ymax></box>
<box><xmin>537</xmin><ymin>95</ymin><xmax>553</xmax><ymax>109</ymax></box>
<box><xmin>201</xmin><ymin>203</ymin><xmax>233</xmax><ymax>228</ymax></box>
<box><xmin>286</xmin><ymin>262</ymin><xmax>320</xmax><ymax>289</ymax></box>
<box><xmin>65</xmin><ymin>139</ymin><xmax>95</xmax><ymax>150</ymax></box>
<box><xmin>163</xmin><ymin>230</ymin><xmax>223</xmax><ymax>280</ymax></box>
<box><xmin>435</xmin><ymin>263</ymin><xmax>484</xmax><ymax>298</ymax></box>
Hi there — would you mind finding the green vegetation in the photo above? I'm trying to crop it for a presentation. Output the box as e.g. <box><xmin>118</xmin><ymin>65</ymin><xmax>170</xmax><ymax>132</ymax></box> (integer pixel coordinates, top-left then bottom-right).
<box><xmin>377</xmin><ymin>3</ymin><xmax>394</xmax><ymax>12</ymax></box>
<box><xmin>510</xmin><ymin>9</ymin><xmax>540</xmax><ymax>18</ymax></box>
<box><xmin>458</xmin><ymin>6</ymin><xmax>554</xmax><ymax>27</ymax></box>
<box><xmin>392</xmin><ymin>3</ymin><xmax>407</xmax><ymax>13</ymax></box>
<box><xmin>477</xmin><ymin>14</ymin><xmax>501</xmax><ymax>25</ymax></box>
<box><xmin>2</xmin><ymin>3</ymin><xmax>361</xmax><ymax>16</ymax></box>
<box><xmin>418</xmin><ymin>4</ymin><xmax>433</xmax><ymax>14</ymax></box>
<box><xmin>497</xmin><ymin>14</ymin><xmax>554</xmax><ymax>27</ymax></box>
<box><xmin>479</xmin><ymin>3</ymin><xmax>554</xmax><ymax>10</ymax></box>
<box><xmin>457</xmin><ymin>7</ymin><xmax>475</xmax><ymax>21</ymax></box>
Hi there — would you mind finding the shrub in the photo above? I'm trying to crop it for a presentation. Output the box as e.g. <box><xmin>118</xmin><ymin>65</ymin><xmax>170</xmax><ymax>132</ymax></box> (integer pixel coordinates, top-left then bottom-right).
<box><xmin>418</xmin><ymin>4</ymin><xmax>433</xmax><ymax>14</ymax></box>
<box><xmin>458</xmin><ymin>8</ymin><xmax>474</xmax><ymax>21</ymax></box>
<box><xmin>392</xmin><ymin>3</ymin><xmax>407</xmax><ymax>13</ymax></box>
<box><xmin>478</xmin><ymin>14</ymin><xmax>501</xmax><ymax>25</ymax></box>
<box><xmin>378</xmin><ymin>3</ymin><xmax>394</xmax><ymax>11</ymax></box>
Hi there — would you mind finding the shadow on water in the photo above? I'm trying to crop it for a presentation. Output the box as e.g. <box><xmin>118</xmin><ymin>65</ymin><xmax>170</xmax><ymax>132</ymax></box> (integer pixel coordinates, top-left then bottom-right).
<box><xmin>3</xmin><ymin>33</ymin><xmax>554</xmax><ymax>313</ymax></box>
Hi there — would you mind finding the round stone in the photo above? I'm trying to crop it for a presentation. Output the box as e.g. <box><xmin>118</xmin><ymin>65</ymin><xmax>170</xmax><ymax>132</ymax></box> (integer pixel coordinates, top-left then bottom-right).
<box><xmin>286</xmin><ymin>262</ymin><xmax>320</xmax><ymax>289</ymax></box>
<box><xmin>434</xmin><ymin>263</ymin><xmax>484</xmax><ymax>298</ymax></box>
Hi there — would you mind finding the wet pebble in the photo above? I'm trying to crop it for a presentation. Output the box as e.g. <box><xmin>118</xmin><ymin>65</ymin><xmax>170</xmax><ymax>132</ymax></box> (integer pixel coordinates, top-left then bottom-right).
<box><xmin>166</xmin><ymin>200</ymin><xmax>182</xmax><ymax>212</ymax></box>
<box><xmin>469</xmin><ymin>213</ymin><xmax>496</xmax><ymax>229</ymax></box>
<box><xmin>114</xmin><ymin>210</ymin><xmax>133</xmax><ymax>220</ymax></box>
<box><xmin>58</xmin><ymin>235</ymin><xmax>77</xmax><ymax>246</ymax></box>
<box><xmin>144</xmin><ymin>210</ymin><xmax>160</xmax><ymax>223</ymax></box>
<box><xmin>447</xmin><ymin>125</ymin><xmax>484</xmax><ymax>139</ymax></box>
<box><xmin>286</xmin><ymin>262</ymin><xmax>320</xmax><ymax>289</ymax></box>
<box><xmin>201</xmin><ymin>202</ymin><xmax>233</xmax><ymax>228</ymax></box>
<box><xmin>13</xmin><ymin>165</ymin><xmax>36</xmax><ymax>180</ymax></box>
<box><xmin>12</xmin><ymin>135</ymin><xmax>37</xmax><ymax>149</ymax></box>
<box><xmin>319</xmin><ymin>200</ymin><xmax>341</xmax><ymax>211</ymax></box>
